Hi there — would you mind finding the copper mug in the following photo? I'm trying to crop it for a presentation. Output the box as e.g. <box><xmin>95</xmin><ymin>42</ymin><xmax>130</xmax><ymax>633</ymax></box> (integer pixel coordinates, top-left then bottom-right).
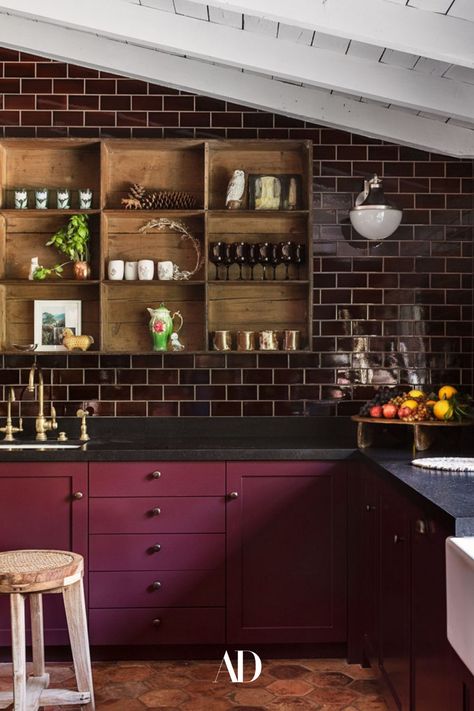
<box><xmin>259</xmin><ymin>330</ymin><xmax>279</xmax><ymax>350</ymax></box>
<box><xmin>212</xmin><ymin>330</ymin><xmax>232</xmax><ymax>351</ymax></box>
<box><xmin>283</xmin><ymin>330</ymin><xmax>301</xmax><ymax>351</ymax></box>
<box><xmin>236</xmin><ymin>331</ymin><xmax>255</xmax><ymax>351</ymax></box>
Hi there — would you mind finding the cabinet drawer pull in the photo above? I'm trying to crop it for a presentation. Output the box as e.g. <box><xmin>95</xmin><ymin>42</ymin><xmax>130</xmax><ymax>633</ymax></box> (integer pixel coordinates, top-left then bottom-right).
<box><xmin>72</xmin><ymin>491</ymin><xmax>84</xmax><ymax>500</ymax></box>
<box><xmin>151</xmin><ymin>581</ymin><xmax>162</xmax><ymax>590</ymax></box>
<box><xmin>151</xmin><ymin>471</ymin><xmax>161</xmax><ymax>480</ymax></box>
<box><xmin>150</xmin><ymin>507</ymin><xmax>161</xmax><ymax>517</ymax></box>
<box><xmin>393</xmin><ymin>534</ymin><xmax>405</xmax><ymax>544</ymax></box>
<box><xmin>415</xmin><ymin>519</ymin><xmax>427</xmax><ymax>535</ymax></box>
<box><xmin>365</xmin><ymin>504</ymin><xmax>376</xmax><ymax>512</ymax></box>
<box><xmin>228</xmin><ymin>491</ymin><xmax>239</xmax><ymax>500</ymax></box>
<box><xmin>152</xmin><ymin>618</ymin><xmax>161</xmax><ymax>627</ymax></box>
<box><xmin>150</xmin><ymin>544</ymin><xmax>161</xmax><ymax>553</ymax></box>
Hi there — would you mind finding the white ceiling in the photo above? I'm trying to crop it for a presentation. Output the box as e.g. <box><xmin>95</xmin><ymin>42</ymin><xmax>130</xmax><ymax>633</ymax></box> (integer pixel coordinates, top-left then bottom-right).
<box><xmin>0</xmin><ymin>0</ymin><xmax>473</xmax><ymax>156</ymax></box>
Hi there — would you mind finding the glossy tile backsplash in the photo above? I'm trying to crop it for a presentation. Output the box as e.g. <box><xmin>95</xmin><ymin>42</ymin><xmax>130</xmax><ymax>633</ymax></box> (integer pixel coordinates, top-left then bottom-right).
<box><xmin>0</xmin><ymin>50</ymin><xmax>472</xmax><ymax>416</ymax></box>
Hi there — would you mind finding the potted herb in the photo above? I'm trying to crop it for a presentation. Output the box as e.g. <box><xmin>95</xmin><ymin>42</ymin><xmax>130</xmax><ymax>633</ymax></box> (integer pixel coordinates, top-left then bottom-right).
<box><xmin>46</xmin><ymin>213</ymin><xmax>91</xmax><ymax>280</ymax></box>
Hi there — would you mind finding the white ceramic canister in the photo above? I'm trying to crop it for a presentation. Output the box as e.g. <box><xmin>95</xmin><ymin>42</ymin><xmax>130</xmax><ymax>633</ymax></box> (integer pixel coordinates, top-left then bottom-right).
<box><xmin>138</xmin><ymin>259</ymin><xmax>154</xmax><ymax>280</ymax></box>
<box><xmin>78</xmin><ymin>188</ymin><xmax>93</xmax><ymax>209</ymax></box>
<box><xmin>125</xmin><ymin>261</ymin><xmax>138</xmax><ymax>280</ymax></box>
<box><xmin>108</xmin><ymin>259</ymin><xmax>125</xmax><ymax>280</ymax></box>
<box><xmin>157</xmin><ymin>260</ymin><xmax>174</xmax><ymax>280</ymax></box>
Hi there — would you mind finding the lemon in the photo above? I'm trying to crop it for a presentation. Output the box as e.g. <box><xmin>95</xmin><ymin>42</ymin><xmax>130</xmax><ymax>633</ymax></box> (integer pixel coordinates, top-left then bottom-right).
<box><xmin>433</xmin><ymin>400</ymin><xmax>453</xmax><ymax>421</ymax></box>
<box><xmin>426</xmin><ymin>400</ymin><xmax>436</xmax><ymax>408</ymax></box>
<box><xmin>403</xmin><ymin>399</ymin><xmax>419</xmax><ymax>411</ymax></box>
<box><xmin>438</xmin><ymin>385</ymin><xmax>458</xmax><ymax>401</ymax></box>
<box><xmin>408</xmin><ymin>390</ymin><xmax>424</xmax><ymax>399</ymax></box>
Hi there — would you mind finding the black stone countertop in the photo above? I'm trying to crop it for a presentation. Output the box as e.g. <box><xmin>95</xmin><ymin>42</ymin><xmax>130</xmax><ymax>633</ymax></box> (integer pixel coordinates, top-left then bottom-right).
<box><xmin>1</xmin><ymin>417</ymin><xmax>473</xmax><ymax>533</ymax></box>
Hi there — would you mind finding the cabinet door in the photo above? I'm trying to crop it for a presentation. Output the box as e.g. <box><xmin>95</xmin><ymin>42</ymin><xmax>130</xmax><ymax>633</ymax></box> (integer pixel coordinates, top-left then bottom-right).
<box><xmin>379</xmin><ymin>480</ymin><xmax>411</xmax><ymax>711</ymax></box>
<box><xmin>0</xmin><ymin>462</ymin><xmax>88</xmax><ymax>646</ymax></box>
<box><xmin>227</xmin><ymin>461</ymin><xmax>347</xmax><ymax>644</ymax></box>
<box><xmin>412</xmin><ymin>508</ymin><xmax>455</xmax><ymax>711</ymax></box>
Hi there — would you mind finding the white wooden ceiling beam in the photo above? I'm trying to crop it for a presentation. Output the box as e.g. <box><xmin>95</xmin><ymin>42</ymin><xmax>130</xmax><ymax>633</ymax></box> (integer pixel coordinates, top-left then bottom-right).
<box><xmin>187</xmin><ymin>0</ymin><xmax>474</xmax><ymax>69</ymax></box>
<box><xmin>0</xmin><ymin>12</ymin><xmax>472</xmax><ymax>157</ymax></box>
<box><xmin>0</xmin><ymin>0</ymin><xmax>472</xmax><ymax>122</ymax></box>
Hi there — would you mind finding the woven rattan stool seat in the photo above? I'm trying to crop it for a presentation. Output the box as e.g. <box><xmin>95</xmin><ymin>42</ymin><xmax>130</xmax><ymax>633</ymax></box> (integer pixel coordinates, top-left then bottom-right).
<box><xmin>0</xmin><ymin>549</ymin><xmax>83</xmax><ymax>593</ymax></box>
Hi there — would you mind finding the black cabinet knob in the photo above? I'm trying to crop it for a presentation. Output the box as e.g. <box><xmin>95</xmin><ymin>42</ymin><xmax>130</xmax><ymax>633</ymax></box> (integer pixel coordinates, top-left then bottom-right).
<box><xmin>151</xmin><ymin>581</ymin><xmax>162</xmax><ymax>590</ymax></box>
<box><xmin>150</xmin><ymin>544</ymin><xmax>161</xmax><ymax>553</ymax></box>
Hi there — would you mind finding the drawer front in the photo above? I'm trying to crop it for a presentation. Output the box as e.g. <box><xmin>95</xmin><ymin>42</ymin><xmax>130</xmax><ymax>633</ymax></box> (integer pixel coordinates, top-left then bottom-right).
<box><xmin>89</xmin><ymin>462</ymin><xmax>225</xmax><ymax>497</ymax></box>
<box><xmin>89</xmin><ymin>533</ymin><xmax>225</xmax><ymax>571</ymax></box>
<box><xmin>89</xmin><ymin>569</ymin><xmax>225</xmax><ymax>608</ymax></box>
<box><xmin>90</xmin><ymin>497</ymin><xmax>225</xmax><ymax>534</ymax></box>
<box><xmin>90</xmin><ymin>607</ymin><xmax>225</xmax><ymax>645</ymax></box>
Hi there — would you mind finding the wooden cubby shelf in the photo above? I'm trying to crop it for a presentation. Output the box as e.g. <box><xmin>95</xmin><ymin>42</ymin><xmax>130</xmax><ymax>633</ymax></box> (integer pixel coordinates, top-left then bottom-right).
<box><xmin>0</xmin><ymin>139</ymin><xmax>312</xmax><ymax>353</ymax></box>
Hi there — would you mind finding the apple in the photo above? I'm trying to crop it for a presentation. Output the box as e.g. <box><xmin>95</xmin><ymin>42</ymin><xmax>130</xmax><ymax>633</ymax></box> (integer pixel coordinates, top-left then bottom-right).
<box><xmin>370</xmin><ymin>405</ymin><xmax>383</xmax><ymax>418</ymax></box>
<box><xmin>382</xmin><ymin>403</ymin><xmax>398</xmax><ymax>419</ymax></box>
<box><xmin>398</xmin><ymin>406</ymin><xmax>412</xmax><ymax>419</ymax></box>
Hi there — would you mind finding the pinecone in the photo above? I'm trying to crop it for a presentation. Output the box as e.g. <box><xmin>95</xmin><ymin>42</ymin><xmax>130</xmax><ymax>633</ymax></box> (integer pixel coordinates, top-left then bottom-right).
<box><xmin>122</xmin><ymin>183</ymin><xmax>197</xmax><ymax>210</ymax></box>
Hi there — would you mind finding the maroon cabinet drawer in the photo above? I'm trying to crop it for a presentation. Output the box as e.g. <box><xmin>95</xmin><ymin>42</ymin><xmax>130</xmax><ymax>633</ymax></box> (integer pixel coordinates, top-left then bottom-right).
<box><xmin>89</xmin><ymin>569</ymin><xmax>225</xmax><ymax>608</ymax></box>
<box><xmin>89</xmin><ymin>462</ymin><xmax>225</xmax><ymax>497</ymax></box>
<box><xmin>90</xmin><ymin>533</ymin><xmax>225</xmax><ymax>571</ymax></box>
<box><xmin>89</xmin><ymin>607</ymin><xmax>225</xmax><ymax>645</ymax></box>
<box><xmin>90</xmin><ymin>497</ymin><xmax>225</xmax><ymax>534</ymax></box>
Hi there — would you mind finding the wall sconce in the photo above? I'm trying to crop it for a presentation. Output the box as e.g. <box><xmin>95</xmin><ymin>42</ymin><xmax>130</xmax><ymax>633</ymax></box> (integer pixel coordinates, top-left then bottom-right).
<box><xmin>349</xmin><ymin>174</ymin><xmax>402</xmax><ymax>240</ymax></box>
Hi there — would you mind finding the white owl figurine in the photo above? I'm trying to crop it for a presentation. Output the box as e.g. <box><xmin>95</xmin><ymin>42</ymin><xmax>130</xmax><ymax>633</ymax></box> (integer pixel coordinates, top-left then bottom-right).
<box><xmin>226</xmin><ymin>169</ymin><xmax>246</xmax><ymax>209</ymax></box>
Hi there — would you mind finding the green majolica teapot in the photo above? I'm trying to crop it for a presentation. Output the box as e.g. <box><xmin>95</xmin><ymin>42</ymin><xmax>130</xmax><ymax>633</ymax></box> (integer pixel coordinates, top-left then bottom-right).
<box><xmin>147</xmin><ymin>303</ymin><xmax>183</xmax><ymax>352</ymax></box>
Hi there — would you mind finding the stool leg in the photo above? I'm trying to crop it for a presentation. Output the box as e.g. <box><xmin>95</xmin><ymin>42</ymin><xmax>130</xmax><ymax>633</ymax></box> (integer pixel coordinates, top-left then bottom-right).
<box><xmin>62</xmin><ymin>580</ymin><xmax>95</xmax><ymax>711</ymax></box>
<box><xmin>10</xmin><ymin>593</ymin><xmax>26</xmax><ymax>711</ymax></box>
<box><xmin>29</xmin><ymin>594</ymin><xmax>46</xmax><ymax>679</ymax></box>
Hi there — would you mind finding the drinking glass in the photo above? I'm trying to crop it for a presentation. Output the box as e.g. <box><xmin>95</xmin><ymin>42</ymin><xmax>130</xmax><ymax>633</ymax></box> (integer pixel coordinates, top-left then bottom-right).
<box><xmin>279</xmin><ymin>241</ymin><xmax>296</xmax><ymax>280</ymax></box>
<box><xmin>223</xmin><ymin>242</ymin><xmax>234</xmax><ymax>280</ymax></box>
<box><xmin>270</xmin><ymin>242</ymin><xmax>283</xmax><ymax>280</ymax></box>
<box><xmin>247</xmin><ymin>243</ymin><xmax>258</xmax><ymax>280</ymax></box>
<box><xmin>209</xmin><ymin>242</ymin><xmax>225</xmax><ymax>280</ymax></box>
<box><xmin>294</xmin><ymin>243</ymin><xmax>306</xmax><ymax>279</ymax></box>
<box><xmin>231</xmin><ymin>242</ymin><xmax>249</xmax><ymax>280</ymax></box>
<box><xmin>257</xmin><ymin>242</ymin><xmax>271</xmax><ymax>281</ymax></box>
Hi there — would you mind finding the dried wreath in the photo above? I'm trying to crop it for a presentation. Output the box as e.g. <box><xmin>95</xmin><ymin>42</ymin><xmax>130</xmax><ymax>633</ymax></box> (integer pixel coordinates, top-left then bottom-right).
<box><xmin>139</xmin><ymin>218</ymin><xmax>203</xmax><ymax>280</ymax></box>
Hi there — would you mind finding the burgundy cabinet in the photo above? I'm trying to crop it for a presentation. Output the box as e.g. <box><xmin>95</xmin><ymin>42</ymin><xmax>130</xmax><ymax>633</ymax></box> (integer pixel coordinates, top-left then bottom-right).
<box><xmin>226</xmin><ymin>461</ymin><xmax>347</xmax><ymax>644</ymax></box>
<box><xmin>88</xmin><ymin>461</ymin><xmax>226</xmax><ymax>646</ymax></box>
<box><xmin>378</xmin><ymin>479</ymin><xmax>411</xmax><ymax>711</ymax></box>
<box><xmin>411</xmin><ymin>506</ymin><xmax>455</xmax><ymax>711</ymax></box>
<box><xmin>0</xmin><ymin>462</ymin><xmax>88</xmax><ymax>646</ymax></box>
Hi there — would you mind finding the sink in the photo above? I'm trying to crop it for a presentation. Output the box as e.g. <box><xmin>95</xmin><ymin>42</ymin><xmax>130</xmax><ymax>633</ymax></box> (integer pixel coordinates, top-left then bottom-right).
<box><xmin>0</xmin><ymin>443</ymin><xmax>81</xmax><ymax>450</ymax></box>
<box><xmin>446</xmin><ymin>537</ymin><xmax>474</xmax><ymax>674</ymax></box>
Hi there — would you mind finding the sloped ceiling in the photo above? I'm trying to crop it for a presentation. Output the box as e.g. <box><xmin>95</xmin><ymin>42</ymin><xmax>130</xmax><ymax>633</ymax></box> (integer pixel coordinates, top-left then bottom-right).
<box><xmin>0</xmin><ymin>0</ymin><xmax>473</xmax><ymax>156</ymax></box>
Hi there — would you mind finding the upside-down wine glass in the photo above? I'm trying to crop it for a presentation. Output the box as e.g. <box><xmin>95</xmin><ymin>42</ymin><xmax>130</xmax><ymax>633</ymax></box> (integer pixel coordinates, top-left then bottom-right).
<box><xmin>279</xmin><ymin>241</ymin><xmax>296</xmax><ymax>280</ymax></box>
<box><xmin>231</xmin><ymin>242</ymin><xmax>249</xmax><ymax>280</ymax></box>
<box><xmin>209</xmin><ymin>242</ymin><xmax>225</xmax><ymax>280</ymax></box>
<box><xmin>223</xmin><ymin>242</ymin><xmax>234</xmax><ymax>280</ymax></box>
<box><xmin>270</xmin><ymin>242</ymin><xmax>283</xmax><ymax>280</ymax></box>
<box><xmin>294</xmin><ymin>243</ymin><xmax>306</xmax><ymax>279</ymax></box>
<box><xmin>247</xmin><ymin>243</ymin><xmax>258</xmax><ymax>281</ymax></box>
<box><xmin>257</xmin><ymin>242</ymin><xmax>271</xmax><ymax>281</ymax></box>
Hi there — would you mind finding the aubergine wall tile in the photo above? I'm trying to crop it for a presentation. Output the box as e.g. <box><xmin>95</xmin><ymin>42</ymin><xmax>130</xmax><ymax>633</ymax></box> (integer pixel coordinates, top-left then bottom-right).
<box><xmin>0</xmin><ymin>53</ymin><xmax>472</xmax><ymax>417</ymax></box>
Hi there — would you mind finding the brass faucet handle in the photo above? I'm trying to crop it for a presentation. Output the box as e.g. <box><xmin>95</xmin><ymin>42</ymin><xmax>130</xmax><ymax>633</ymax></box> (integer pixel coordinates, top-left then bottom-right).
<box><xmin>76</xmin><ymin>408</ymin><xmax>90</xmax><ymax>442</ymax></box>
<box><xmin>50</xmin><ymin>403</ymin><xmax>58</xmax><ymax>429</ymax></box>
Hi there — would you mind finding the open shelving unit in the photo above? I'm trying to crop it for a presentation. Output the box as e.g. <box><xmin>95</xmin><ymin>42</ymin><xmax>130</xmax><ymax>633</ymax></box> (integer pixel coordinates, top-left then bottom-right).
<box><xmin>0</xmin><ymin>139</ymin><xmax>313</xmax><ymax>353</ymax></box>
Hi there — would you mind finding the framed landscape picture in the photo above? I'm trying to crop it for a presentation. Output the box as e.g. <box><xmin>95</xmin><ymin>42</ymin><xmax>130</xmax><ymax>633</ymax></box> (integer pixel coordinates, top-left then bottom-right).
<box><xmin>34</xmin><ymin>300</ymin><xmax>82</xmax><ymax>351</ymax></box>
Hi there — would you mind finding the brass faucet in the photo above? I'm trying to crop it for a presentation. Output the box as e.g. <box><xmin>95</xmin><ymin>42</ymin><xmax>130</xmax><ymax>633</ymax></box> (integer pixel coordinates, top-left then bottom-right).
<box><xmin>0</xmin><ymin>387</ymin><xmax>23</xmax><ymax>441</ymax></box>
<box><xmin>27</xmin><ymin>364</ymin><xmax>57</xmax><ymax>441</ymax></box>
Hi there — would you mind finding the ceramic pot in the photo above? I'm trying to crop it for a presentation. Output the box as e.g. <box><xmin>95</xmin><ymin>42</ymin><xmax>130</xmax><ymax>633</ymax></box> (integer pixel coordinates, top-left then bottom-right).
<box><xmin>74</xmin><ymin>261</ymin><xmax>91</xmax><ymax>280</ymax></box>
<box><xmin>147</xmin><ymin>303</ymin><xmax>183</xmax><ymax>352</ymax></box>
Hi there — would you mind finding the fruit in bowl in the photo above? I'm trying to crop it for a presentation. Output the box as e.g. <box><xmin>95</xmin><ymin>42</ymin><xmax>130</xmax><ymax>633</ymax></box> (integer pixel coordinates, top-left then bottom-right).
<box><xmin>359</xmin><ymin>384</ymin><xmax>472</xmax><ymax>423</ymax></box>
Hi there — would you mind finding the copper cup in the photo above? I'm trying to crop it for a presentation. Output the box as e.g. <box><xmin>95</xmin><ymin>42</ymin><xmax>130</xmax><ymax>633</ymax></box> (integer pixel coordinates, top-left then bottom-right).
<box><xmin>259</xmin><ymin>330</ymin><xmax>279</xmax><ymax>350</ymax></box>
<box><xmin>212</xmin><ymin>330</ymin><xmax>232</xmax><ymax>351</ymax></box>
<box><xmin>283</xmin><ymin>330</ymin><xmax>301</xmax><ymax>351</ymax></box>
<box><xmin>236</xmin><ymin>331</ymin><xmax>255</xmax><ymax>351</ymax></box>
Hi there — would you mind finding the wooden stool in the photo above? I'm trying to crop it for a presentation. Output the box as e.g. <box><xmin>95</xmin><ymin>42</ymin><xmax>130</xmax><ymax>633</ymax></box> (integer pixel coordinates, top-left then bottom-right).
<box><xmin>0</xmin><ymin>549</ymin><xmax>94</xmax><ymax>711</ymax></box>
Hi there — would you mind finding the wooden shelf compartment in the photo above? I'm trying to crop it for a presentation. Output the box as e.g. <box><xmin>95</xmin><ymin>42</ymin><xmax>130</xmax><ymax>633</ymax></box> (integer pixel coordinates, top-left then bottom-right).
<box><xmin>101</xmin><ymin>139</ymin><xmax>206</xmax><ymax>210</ymax></box>
<box><xmin>207</xmin><ymin>282</ymin><xmax>310</xmax><ymax>349</ymax></box>
<box><xmin>0</xmin><ymin>139</ymin><xmax>101</xmax><ymax>210</ymax></box>
<box><xmin>101</xmin><ymin>282</ymin><xmax>206</xmax><ymax>353</ymax></box>
<box><xmin>0</xmin><ymin>282</ymin><xmax>101</xmax><ymax>352</ymax></box>
<box><xmin>0</xmin><ymin>212</ymin><xmax>101</xmax><ymax>281</ymax></box>
<box><xmin>207</xmin><ymin>139</ymin><xmax>312</xmax><ymax>210</ymax></box>
<box><xmin>102</xmin><ymin>212</ymin><xmax>205</xmax><ymax>282</ymax></box>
